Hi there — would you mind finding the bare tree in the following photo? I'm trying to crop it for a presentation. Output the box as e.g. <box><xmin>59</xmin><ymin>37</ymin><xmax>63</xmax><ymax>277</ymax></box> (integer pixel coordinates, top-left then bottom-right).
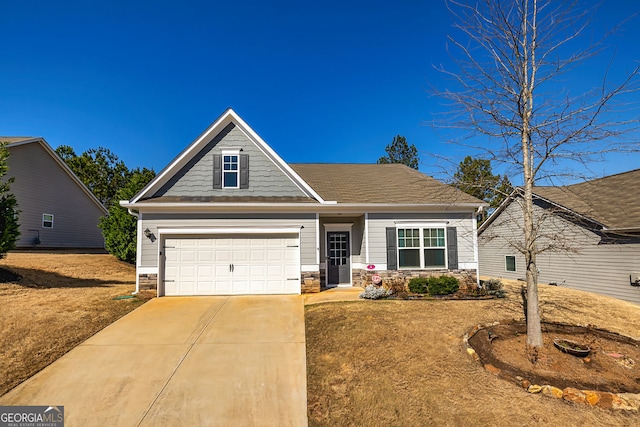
<box><xmin>435</xmin><ymin>0</ymin><xmax>639</xmax><ymax>357</ymax></box>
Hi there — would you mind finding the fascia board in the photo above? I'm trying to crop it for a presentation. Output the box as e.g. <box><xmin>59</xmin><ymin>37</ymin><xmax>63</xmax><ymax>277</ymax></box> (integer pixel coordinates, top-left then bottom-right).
<box><xmin>9</xmin><ymin>138</ymin><xmax>108</xmax><ymax>215</ymax></box>
<box><xmin>120</xmin><ymin>201</ymin><xmax>483</xmax><ymax>214</ymax></box>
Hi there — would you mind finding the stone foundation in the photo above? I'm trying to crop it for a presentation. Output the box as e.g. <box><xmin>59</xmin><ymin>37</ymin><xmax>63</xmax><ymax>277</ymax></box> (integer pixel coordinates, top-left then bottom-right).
<box><xmin>139</xmin><ymin>274</ymin><xmax>158</xmax><ymax>291</ymax></box>
<box><xmin>354</xmin><ymin>269</ymin><xmax>478</xmax><ymax>291</ymax></box>
<box><xmin>138</xmin><ymin>271</ymin><xmax>323</xmax><ymax>294</ymax></box>
<box><xmin>301</xmin><ymin>271</ymin><xmax>321</xmax><ymax>293</ymax></box>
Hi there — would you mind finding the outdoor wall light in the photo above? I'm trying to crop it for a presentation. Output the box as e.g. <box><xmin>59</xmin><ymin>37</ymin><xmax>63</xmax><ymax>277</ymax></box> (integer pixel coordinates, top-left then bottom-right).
<box><xmin>144</xmin><ymin>228</ymin><xmax>156</xmax><ymax>242</ymax></box>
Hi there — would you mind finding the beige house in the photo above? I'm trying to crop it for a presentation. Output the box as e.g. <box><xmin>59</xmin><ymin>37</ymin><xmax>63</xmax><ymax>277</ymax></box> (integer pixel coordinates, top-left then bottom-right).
<box><xmin>478</xmin><ymin>169</ymin><xmax>640</xmax><ymax>304</ymax></box>
<box><xmin>2</xmin><ymin>137</ymin><xmax>107</xmax><ymax>249</ymax></box>
<box><xmin>121</xmin><ymin>108</ymin><xmax>485</xmax><ymax>296</ymax></box>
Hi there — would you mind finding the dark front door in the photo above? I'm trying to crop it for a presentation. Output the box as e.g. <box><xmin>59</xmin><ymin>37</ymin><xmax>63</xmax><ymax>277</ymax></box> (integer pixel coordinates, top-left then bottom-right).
<box><xmin>327</xmin><ymin>231</ymin><xmax>350</xmax><ymax>285</ymax></box>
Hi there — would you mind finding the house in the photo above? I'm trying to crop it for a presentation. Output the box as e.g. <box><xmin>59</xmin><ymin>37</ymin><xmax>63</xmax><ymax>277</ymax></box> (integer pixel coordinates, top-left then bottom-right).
<box><xmin>1</xmin><ymin>137</ymin><xmax>107</xmax><ymax>249</ymax></box>
<box><xmin>120</xmin><ymin>109</ymin><xmax>485</xmax><ymax>296</ymax></box>
<box><xmin>478</xmin><ymin>169</ymin><xmax>640</xmax><ymax>304</ymax></box>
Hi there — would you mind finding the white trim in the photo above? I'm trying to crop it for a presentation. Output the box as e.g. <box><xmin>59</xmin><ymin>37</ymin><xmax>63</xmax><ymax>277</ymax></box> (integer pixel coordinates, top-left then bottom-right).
<box><xmin>458</xmin><ymin>262</ymin><xmax>478</xmax><ymax>269</ymax></box>
<box><xmin>301</xmin><ymin>264</ymin><xmax>319</xmax><ymax>272</ymax></box>
<box><xmin>472</xmin><ymin>212</ymin><xmax>480</xmax><ymax>285</ymax></box>
<box><xmin>137</xmin><ymin>267</ymin><xmax>159</xmax><ymax>274</ymax></box>
<box><xmin>221</xmin><ymin>149</ymin><xmax>240</xmax><ymax>189</ymax></box>
<box><xmin>315</xmin><ymin>213</ymin><xmax>320</xmax><ymax>265</ymax></box>
<box><xmin>364</xmin><ymin>212</ymin><xmax>370</xmax><ymax>264</ymax></box>
<box><xmin>323</xmin><ymin>223</ymin><xmax>353</xmax><ymax>286</ymax></box>
<box><xmin>157</xmin><ymin>227</ymin><xmax>302</xmax><ymax>235</ymax></box>
<box><xmin>352</xmin><ymin>262</ymin><xmax>388</xmax><ymax>271</ymax></box>
<box><xmin>395</xmin><ymin>224</ymin><xmax>448</xmax><ymax>270</ymax></box>
<box><xmin>42</xmin><ymin>213</ymin><xmax>54</xmax><ymax>229</ymax></box>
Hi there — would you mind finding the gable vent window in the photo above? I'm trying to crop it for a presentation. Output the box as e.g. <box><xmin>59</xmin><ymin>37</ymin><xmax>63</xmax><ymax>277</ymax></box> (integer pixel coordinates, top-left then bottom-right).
<box><xmin>223</xmin><ymin>155</ymin><xmax>239</xmax><ymax>188</ymax></box>
<box><xmin>42</xmin><ymin>213</ymin><xmax>54</xmax><ymax>228</ymax></box>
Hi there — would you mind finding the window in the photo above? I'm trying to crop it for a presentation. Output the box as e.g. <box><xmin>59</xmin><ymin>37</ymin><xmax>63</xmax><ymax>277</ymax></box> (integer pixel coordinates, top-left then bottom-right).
<box><xmin>42</xmin><ymin>213</ymin><xmax>54</xmax><ymax>228</ymax></box>
<box><xmin>223</xmin><ymin>155</ymin><xmax>239</xmax><ymax>188</ymax></box>
<box><xmin>505</xmin><ymin>256</ymin><xmax>516</xmax><ymax>272</ymax></box>
<box><xmin>397</xmin><ymin>227</ymin><xmax>446</xmax><ymax>269</ymax></box>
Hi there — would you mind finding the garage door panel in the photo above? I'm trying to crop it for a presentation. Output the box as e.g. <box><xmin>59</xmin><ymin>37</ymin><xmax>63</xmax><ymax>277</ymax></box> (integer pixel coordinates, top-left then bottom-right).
<box><xmin>163</xmin><ymin>234</ymin><xmax>300</xmax><ymax>296</ymax></box>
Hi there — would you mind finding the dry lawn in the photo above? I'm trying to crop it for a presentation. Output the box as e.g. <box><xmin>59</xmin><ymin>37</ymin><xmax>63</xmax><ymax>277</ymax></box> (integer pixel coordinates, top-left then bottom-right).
<box><xmin>0</xmin><ymin>252</ymin><xmax>152</xmax><ymax>397</ymax></box>
<box><xmin>305</xmin><ymin>281</ymin><xmax>640</xmax><ymax>426</ymax></box>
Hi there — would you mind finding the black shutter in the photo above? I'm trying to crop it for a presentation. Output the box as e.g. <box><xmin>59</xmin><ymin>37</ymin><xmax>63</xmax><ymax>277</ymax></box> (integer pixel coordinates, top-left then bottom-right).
<box><xmin>213</xmin><ymin>154</ymin><xmax>222</xmax><ymax>189</ymax></box>
<box><xmin>386</xmin><ymin>227</ymin><xmax>397</xmax><ymax>270</ymax></box>
<box><xmin>240</xmin><ymin>154</ymin><xmax>249</xmax><ymax>189</ymax></box>
<box><xmin>447</xmin><ymin>227</ymin><xmax>458</xmax><ymax>270</ymax></box>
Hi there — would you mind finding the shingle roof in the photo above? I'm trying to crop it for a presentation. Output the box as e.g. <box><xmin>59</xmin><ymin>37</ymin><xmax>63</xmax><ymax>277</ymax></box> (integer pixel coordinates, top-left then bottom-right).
<box><xmin>1</xmin><ymin>137</ymin><xmax>39</xmax><ymax>144</ymax></box>
<box><xmin>291</xmin><ymin>163</ymin><xmax>484</xmax><ymax>205</ymax></box>
<box><xmin>533</xmin><ymin>169</ymin><xmax>640</xmax><ymax>231</ymax></box>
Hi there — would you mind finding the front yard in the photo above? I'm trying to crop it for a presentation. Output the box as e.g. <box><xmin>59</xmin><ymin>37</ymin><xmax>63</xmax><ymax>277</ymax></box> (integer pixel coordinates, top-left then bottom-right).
<box><xmin>2</xmin><ymin>252</ymin><xmax>639</xmax><ymax>426</ymax></box>
<box><xmin>305</xmin><ymin>282</ymin><xmax>640</xmax><ymax>426</ymax></box>
<box><xmin>0</xmin><ymin>252</ymin><xmax>151</xmax><ymax>396</ymax></box>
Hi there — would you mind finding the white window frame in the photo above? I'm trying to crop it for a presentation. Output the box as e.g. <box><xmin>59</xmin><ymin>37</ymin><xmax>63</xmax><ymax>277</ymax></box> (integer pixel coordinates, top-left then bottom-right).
<box><xmin>505</xmin><ymin>255</ymin><xmax>517</xmax><ymax>272</ymax></box>
<box><xmin>396</xmin><ymin>223</ymin><xmax>447</xmax><ymax>269</ymax></box>
<box><xmin>42</xmin><ymin>213</ymin><xmax>54</xmax><ymax>229</ymax></box>
<box><xmin>221</xmin><ymin>149</ymin><xmax>240</xmax><ymax>189</ymax></box>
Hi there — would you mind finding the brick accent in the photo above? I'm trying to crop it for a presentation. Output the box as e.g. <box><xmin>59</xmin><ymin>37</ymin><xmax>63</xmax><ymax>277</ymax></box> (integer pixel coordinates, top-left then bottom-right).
<box><xmin>353</xmin><ymin>268</ymin><xmax>478</xmax><ymax>291</ymax></box>
<box><xmin>139</xmin><ymin>274</ymin><xmax>158</xmax><ymax>291</ymax></box>
<box><xmin>301</xmin><ymin>271</ymin><xmax>321</xmax><ymax>293</ymax></box>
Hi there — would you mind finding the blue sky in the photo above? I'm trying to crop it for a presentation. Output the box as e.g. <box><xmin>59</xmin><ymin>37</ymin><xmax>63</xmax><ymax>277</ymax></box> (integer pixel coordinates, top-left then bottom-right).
<box><xmin>1</xmin><ymin>0</ymin><xmax>638</xmax><ymax>184</ymax></box>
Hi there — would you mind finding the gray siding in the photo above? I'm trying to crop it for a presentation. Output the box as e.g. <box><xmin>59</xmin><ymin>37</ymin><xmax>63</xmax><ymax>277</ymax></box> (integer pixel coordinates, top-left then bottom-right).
<box><xmin>479</xmin><ymin>201</ymin><xmax>640</xmax><ymax>305</ymax></box>
<box><xmin>320</xmin><ymin>216</ymin><xmax>365</xmax><ymax>264</ymax></box>
<box><xmin>155</xmin><ymin>123</ymin><xmax>308</xmax><ymax>198</ymax></box>
<box><xmin>139</xmin><ymin>213</ymin><xmax>316</xmax><ymax>268</ymax></box>
<box><xmin>367</xmin><ymin>212</ymin><xmax>477</xmax><ymax>267</ymax></box>
<box><xmin>6</xmin><ymin>143</ymin><xmax>105</xmax><ymax>248</ymax></box>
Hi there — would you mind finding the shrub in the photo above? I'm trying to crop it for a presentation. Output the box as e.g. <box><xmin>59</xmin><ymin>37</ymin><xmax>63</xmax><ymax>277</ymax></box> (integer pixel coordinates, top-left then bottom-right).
<box><xmin>427</xmin><ymin>275</ymin><xmax>460</xmax><ymax>296</ymax></box>
<box><xmin>408</xmin><ymin>277</ymin><xmax>429</xmax><ymax>294</ymax></box>
<box><xmin>483</xmin><ymin>278</ymin><xmax>506</xmax><ymax>298</ymax></box>
<box><xmin>359</xmin><ymin>284</ymin><xmax>392</xmax><ymax>300</ymax></box>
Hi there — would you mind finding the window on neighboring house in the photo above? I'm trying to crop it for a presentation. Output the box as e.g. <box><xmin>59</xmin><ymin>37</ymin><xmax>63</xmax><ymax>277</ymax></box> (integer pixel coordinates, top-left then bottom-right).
<box><xmin>223</xmin><ymin>154</ymin><xmax>239</xmax><ymax>188</ymax></box>
<box><xmin>42</xmin><ymin>214</ymin><xmax>54</xmax><ymax>228</ymax></box>
<box><xmin>505</xmin><ymin>255</ymin><xmax>516</xmax><ymax>272</ymax></box>
<box><xmin>397</xmin><ymin>227</ymin><xmax>446</xmax><ymax>269</ymax></box>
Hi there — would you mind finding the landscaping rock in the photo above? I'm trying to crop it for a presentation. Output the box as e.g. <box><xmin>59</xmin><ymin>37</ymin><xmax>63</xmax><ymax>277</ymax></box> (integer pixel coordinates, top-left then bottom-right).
<box><xmin>484</xmin><ymin>364</ymin><xmax>501</xmax><ymax>375</ymax></box>
<box><xmin>527</xmin><ymin>385</ymin><xmax>542</xmax><ymax>393</ymax></box>
<box><xmin>583</xmin><ymin>390</ymin><xmax>600</xmax><ymax>406</ymax></box>
<box><xmin>541</xmin><ymin>385</ymin><xmax>563</xmax><ymax>399</ymax></box>
<box><xmin>562</xmin><ymin>387</ymin><xmax>586</xmax><ymax>404</ymax></box>
<box><xmin>613</xmin><ymin>393</ymin><xmax>640</xmax><ymax>411</ymax></box>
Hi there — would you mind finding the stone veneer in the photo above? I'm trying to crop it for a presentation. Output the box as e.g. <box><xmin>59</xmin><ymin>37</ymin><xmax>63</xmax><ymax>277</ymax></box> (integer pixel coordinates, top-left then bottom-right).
<box><xmin>301</xmin><ymin>271</ymin><xmax>321</xmax><ymax>293</ymax></box>
<box><xmin>138</xmin><ymin>272</ymin><xmax>321</xmax><ymax>294</ymax></box>
<box><xmin>138</xmin><ymin>274</ymin><xmax>158</xmax><ymax>291</ymax></box>
<box><xmin>353</xmin><ymin>268</ymin><xmax>478</xmax><ymax>291</ymax></box>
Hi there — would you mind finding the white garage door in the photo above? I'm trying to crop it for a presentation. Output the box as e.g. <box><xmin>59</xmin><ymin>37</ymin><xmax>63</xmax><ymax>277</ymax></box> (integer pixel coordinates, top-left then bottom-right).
<box><xmin>163</xmin><ymin>234</ymin><xmax>301</xmax><ymax>295</ymax></box>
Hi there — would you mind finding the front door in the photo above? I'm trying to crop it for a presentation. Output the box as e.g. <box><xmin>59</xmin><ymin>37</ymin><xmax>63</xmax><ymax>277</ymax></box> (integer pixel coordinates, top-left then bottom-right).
<box><xmin>327</xmin><ymin>231</ymin><xmax>350</xmax><ymax>285</ymax></box>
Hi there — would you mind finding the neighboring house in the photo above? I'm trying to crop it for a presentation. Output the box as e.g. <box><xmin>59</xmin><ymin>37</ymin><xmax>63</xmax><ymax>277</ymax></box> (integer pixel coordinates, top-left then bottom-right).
<box><xmin>478</xmin><ymin>169</ymin><xmax>640</xmax><ymax>305</ymax></box>
<box><xmin>121</xmin><ymin>109</ymin><xmax>485</xmax><ymax>296</ymax></box>
<box><xmin>1</xmin><ymin>137</ymin><xmax>107</xmax><ymax>249</ymax></box>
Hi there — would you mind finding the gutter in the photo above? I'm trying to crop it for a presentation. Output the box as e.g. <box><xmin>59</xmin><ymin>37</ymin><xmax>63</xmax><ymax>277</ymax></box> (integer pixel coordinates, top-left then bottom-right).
<box><xmin>125</xmin><ymin>206</ymin><xmax>141</xmax><ymax>295</ymax></box>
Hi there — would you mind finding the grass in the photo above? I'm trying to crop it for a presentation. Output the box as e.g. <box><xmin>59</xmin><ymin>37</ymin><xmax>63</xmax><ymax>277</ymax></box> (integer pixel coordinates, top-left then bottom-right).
<box><xmin>0</xmin><ymin>252</ymin><xmax>152</xmax><ymax>397</ymax></box>
<box><xmin>305</xmin><ymin>280</ymin><xmax>640</xmax><ymax>426</ymax></box>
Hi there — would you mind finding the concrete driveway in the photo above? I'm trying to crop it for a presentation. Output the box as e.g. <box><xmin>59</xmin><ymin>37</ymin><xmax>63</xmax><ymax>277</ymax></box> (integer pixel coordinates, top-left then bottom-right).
<box><xmin>0</xmin><ymin>296</ymin><xmax>308</xmax><ymax>426</ymax></box>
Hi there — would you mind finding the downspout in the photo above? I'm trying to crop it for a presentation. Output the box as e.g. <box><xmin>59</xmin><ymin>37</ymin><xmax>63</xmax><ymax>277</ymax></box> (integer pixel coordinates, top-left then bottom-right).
<box><xmin>127</xmin><ymin>208</ymin><xmax>141</xmax><ymax>295</ymax></box>
<box><xmin>474</xmin><ymin>206</ymin><xmax>483</xmax><ymax>286</ymax></box>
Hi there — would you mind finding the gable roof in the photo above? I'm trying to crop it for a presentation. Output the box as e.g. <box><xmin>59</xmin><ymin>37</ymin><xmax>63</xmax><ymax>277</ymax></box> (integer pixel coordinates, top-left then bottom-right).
<box><xmin>1</xmin><ymin>137</ymin><xmax>108</xmax><ymax>214</ymax></box>
<box><xmin>479</xmin><ymin>169</ymin><xmax>640</xmax><ymax>234</ymax></box>
<box><xmin>291</xmin><ymin>163</ymin><xmax>484</xmax><ymax>206</ymax></box>
<box><xmin>129</xmin><ymin>108</ymin><xmax>325</xmax><ymax>204</ymax></box>
<box><xmin>533</xmin><ymin>169</ymin><xmax>640</xmax><ymax>231</ymax></box>
<box><xmin>122</xmin><ymin>109</ymin><xmax>485</xmax><ymax>211</ymax></box>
